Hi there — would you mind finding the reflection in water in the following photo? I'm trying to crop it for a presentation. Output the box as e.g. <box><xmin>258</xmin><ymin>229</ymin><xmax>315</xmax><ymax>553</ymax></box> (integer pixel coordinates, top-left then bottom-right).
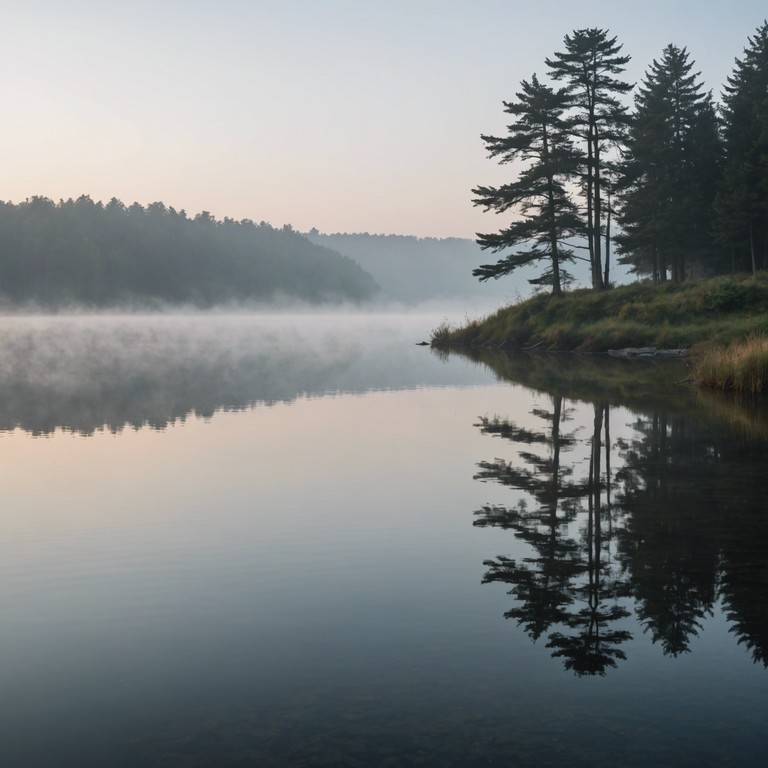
<box><xmin>464</xmin><ymin>349</ymin><xmax>768</xmax><ymax>675</ymax></box>
<box><xmin>0</xmin><ymin>314</ymin><xmax>491</xmax><ymax>434</ymax></box>
<box><xmin>618</xmin><ymin>409</ymin><xmax>768</xmax><ymax>665</ymax></box>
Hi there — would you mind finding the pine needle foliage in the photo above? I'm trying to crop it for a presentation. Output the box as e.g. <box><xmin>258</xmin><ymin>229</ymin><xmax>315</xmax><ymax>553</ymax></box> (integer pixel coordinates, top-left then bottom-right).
<box><xmin>473</xmin><ymin>75</ymin><xmax>581</xmax><ymax>296</ymax></box>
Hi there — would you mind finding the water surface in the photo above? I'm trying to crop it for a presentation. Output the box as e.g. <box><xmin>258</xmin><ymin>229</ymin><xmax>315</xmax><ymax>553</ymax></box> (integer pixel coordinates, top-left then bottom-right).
<box><xmin>0</xmin><ymin>314</ymin><xmax>765</xmax><ymax>767</ymax></box>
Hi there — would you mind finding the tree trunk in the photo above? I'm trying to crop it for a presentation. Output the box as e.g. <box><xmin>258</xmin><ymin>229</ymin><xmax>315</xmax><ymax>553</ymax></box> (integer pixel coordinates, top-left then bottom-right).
<box><xmin>593</xmin><ymin>136</ymin><xmax>604</xmax><ymax>289</ymax></box>
<box><xmin>586</xmin><ymin>122</ymin><xmax>595</xmax><ymax>288</ymax></box>
<box><xmin>603</xmin><ymin>191</ymin><xmax>611</xmax><ymax>288</ymax></box>
<box><xmin>542</xmin><ymin>121</ymin><xmax>562</xmax><ymax>296</ymax></box>
<box><xmin>551</xmin><ymin>396</ymin><xmax>562</xmax><ymax>516</ymax></box>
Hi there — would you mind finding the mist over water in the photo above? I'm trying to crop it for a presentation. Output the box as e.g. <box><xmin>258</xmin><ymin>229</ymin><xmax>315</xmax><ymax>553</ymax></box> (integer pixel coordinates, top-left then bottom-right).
<box><xmin>0</xmin><ymin>309</ymin><xmax>496</xmax><ymax>434</ymax></box>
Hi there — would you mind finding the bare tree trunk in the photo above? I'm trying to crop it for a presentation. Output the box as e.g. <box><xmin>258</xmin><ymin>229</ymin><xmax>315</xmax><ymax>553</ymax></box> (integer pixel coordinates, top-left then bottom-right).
<box><xmin>603</xmin><ymin>190</ymin><xmax>611</xmax><ymax>288</ymax></box>
<box><xmin>593</xmin><ymin>131</ymin><xmax>604</xmax><ymax>290</ymax></box>
<box><xmin>586</xmin><ymin>124</ymin><xmax>596</xmax><ymax>288</ymax></box>
<box><xmin>542</xmin><ymin>122</ymin><xmax>562</xmax><ymax>296</ymax></box>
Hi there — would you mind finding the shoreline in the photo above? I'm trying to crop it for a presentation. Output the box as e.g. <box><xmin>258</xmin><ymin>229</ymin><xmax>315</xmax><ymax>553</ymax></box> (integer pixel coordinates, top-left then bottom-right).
<box><xmin>430</xmin><ymin>274</ymin><xmax>768</xmax><ymax>392</ymax></box>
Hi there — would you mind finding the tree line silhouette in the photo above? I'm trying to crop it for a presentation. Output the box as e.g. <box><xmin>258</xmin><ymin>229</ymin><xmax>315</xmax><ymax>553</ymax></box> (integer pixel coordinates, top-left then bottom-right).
<box><xmin>474</xmin><ymin>22</ymin><xmax>768</xmax><ymax>294</ymax></box>
<box><xmin>0</xmin><ymin>196</ymin><xmax>378</xmax><ymax>306</ymax></box>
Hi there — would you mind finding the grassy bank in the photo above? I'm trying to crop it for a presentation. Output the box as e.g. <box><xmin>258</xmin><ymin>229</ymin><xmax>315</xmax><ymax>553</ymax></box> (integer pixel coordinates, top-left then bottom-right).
<box><xmin>432</xmin><ymin>273</ymin><xmax>768</xmax><ymax>352</ymax></box>
<box><xmin>431</xmin><ymin>274</ymin><xmax>768</xmax><ymax>392</ymax></box>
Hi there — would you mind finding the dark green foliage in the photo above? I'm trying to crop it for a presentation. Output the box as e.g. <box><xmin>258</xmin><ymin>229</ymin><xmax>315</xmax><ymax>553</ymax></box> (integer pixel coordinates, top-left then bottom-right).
<box><xmin>473</xmin><ymin>75</ymin><xmax>581</xmax><ymax>296</ymax></box>
<box><xmin>716</xmin><ymin>21</ymin><xmax>768</xmax><ymax>273</ymax></box>
<box><xmin>0</xmin><ymin>196</ymin><xmax>378</xmax><ymax>307</ymax></box>
<box><xmin>473</xmin><ymin>24</ymin><xmax>768</xmax><ymax>298</ymax></box>
<box><xmin>547</xmin><ymin>28</ymin><xmax>632</xmax><ymax>290</ymax></box>
<box><xmin>617</xmin><ymin>45</ymin><xmax>723</xmax><ymax>282</ymax></box>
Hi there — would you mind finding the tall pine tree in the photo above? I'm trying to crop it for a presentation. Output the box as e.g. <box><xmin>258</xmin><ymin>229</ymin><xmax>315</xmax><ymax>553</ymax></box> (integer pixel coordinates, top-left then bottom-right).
<box><xmin>546</xmin><ymin>29</ymin><xmax>632</xmax><ymax>289</ymax></box>
<box><xmin>617</xmin><ymin>45</ymin><xmax>722</xmax><ymax>282</ymax></box>
<box><xmin>716</xmin><ymin>21</ymin><xmax>768</xmax><ymax>274</ymax></box>
<box><xmin>472</xmin><ymin>75</ymin><xmax>581</xmax><ymax>296</ymax></box>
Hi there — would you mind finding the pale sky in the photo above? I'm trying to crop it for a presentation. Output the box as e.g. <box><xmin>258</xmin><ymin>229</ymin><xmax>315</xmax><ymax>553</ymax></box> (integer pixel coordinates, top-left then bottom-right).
<box><xmin>2</xmin><ymin>0</ymin><xmax>765</xmax><ymax>237</ymax></box>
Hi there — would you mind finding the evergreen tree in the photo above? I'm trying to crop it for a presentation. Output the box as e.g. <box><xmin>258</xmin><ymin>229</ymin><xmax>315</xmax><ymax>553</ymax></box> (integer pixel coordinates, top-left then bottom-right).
<box><xmin>716</xmin><ymin>21</ymin><xmax>768</xmax><ymax>274</ymax></box>
<box><xmin>472</xmin><ymin>75</ymin><xmax>581</xmax><ymax>296</ymax></box>
<box><xmin>546</xmin><ymin>28</ymin><xmax>632</xmax><ymax>289</ymax></box>
<box><xmin>616</xmin><ymin>45</ymin><xmax>722</xmax><ymax>282</ymax></box>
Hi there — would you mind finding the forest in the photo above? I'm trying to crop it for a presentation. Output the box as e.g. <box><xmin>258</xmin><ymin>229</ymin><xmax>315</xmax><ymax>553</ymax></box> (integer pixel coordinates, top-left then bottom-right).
<box><xmin>474</xmin><ymin>21</ymin><xmax>768</xmax><ymax>295</ymax></box>
<box><xmin>0</xmin><ymin>196</ymin><xmax>378</xmax><ymax>307</ymax></box>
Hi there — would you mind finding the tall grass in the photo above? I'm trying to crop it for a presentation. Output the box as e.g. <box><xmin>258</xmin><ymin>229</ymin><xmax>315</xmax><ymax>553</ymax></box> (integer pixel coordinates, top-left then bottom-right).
<box><xmin>429</xmin><ymin>319</ymin><xmax>454</xmax><ymax>345</ymax></box>
<box><xmin>693</xmin><ymin>335</ymin><xmax>768</xmax><ymax>393</ymax></box>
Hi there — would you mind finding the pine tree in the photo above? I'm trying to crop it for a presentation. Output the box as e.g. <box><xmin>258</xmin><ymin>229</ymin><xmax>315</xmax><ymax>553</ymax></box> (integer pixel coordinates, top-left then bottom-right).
<box><xmin>546</xmin><ymin>28</ymin><xmax>632</xmax><ymax>289</ymax></box>
<box><xmin>616</xmin><ymin>44</ymin><xmax>722</xmax><ymax>282</ymax></box>
<box><xmin>716</xmin><ymin>21</ymin><xmax>768</xmax><ymax>274</ymax></box>
<box><xmin>472</xmin><ymin>75</ymin><xmax>581</xmax><ymax>296</ymax></box>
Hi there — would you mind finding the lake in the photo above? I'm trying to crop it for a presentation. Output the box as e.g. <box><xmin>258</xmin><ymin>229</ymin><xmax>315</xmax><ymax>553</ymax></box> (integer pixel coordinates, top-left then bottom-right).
<box><xmin>0</xmin><ymin>313</ymin><xmax>766</xmax><ymax>767</ymax></box>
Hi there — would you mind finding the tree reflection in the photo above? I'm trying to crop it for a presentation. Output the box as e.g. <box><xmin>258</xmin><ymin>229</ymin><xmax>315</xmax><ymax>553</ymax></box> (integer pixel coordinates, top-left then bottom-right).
<box><xmin>548</xmin><ymin>404</ymin><xmax>632</xmax><ymax>675</ymax></box>
<box><xmin>714</xmin><ymin>446</ymin><xmax>768</xmax><ymax>667</ymax></box>
<box><xmin>475</xmin><ymin>396</ymin><xmax>584</xmax><ymax>641</ymax></box>
<box><xmin>475</xmin><ymin>397</ymin><xmax>632</xmax><ymax>675</ymax></box>
<box><xmin>615</xmin><ymin>414</ymin><xmax>719</xmax><ymax>656</ymax></box>
<box><xmin>472</xmin><ymin>372</ymin><xmax>768</xmax><ymax>673</ymax></box>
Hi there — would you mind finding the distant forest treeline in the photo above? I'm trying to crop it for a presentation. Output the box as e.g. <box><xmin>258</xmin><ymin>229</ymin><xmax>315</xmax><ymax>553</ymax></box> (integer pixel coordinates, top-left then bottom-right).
<box><xmin>0</xmin><ymin>196</ymin><xmax>378</xmax><ymax>306</ymax></box>
<box><xmin>305</xmin><ymin>230</ymin><xmax>521</xmax><ymax>303</ymax></box>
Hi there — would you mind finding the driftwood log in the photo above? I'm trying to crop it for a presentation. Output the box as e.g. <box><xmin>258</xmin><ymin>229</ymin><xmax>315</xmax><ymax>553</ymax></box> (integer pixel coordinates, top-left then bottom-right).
<box><xmin>607</xmin><ymin>347</ymin><xmax>688</xmax><ymax>359</ymax></box>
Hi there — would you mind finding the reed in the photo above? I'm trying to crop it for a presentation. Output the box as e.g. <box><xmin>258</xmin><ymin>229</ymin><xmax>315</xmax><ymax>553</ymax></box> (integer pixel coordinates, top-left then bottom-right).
<box><xmin>693</xmin><ymin>335</ymin><xmax>768</xmax><ymax>393</ymax></box>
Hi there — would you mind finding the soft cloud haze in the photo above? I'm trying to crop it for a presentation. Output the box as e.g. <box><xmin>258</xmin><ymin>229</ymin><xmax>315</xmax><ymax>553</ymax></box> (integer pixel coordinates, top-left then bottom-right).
<box><xmin>2</xmin><ymin>0</ymin><xmax>765</xmax><ymax>237</ymax></box>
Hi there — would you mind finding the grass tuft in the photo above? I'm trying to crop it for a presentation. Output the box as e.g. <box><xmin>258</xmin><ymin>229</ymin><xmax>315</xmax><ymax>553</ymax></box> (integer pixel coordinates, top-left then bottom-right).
<box><xmin>693</xmin><ymin>334</ymin><xmax>768</xmax><ymax>393</ymax></box>
<box><xmin>429</xmin><ymin>319</ymin><xmax>453</xmax><ymax>345</ymax></box>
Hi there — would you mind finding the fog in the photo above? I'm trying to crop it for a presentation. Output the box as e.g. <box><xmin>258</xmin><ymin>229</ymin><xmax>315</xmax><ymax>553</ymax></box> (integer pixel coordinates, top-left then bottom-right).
<box><xmin>0</xmin><ymin>310</ymin><xmax>498</xmax><ymax>435</ymax></box>
<box><xmin>305</xmin><ymin>232</ymin><xmax>634</xmax><ymax>303</ymax></box>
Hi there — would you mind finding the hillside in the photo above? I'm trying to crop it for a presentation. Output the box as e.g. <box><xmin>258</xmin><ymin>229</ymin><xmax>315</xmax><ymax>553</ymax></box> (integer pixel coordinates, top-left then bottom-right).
<box><xmin>0</xmin><ymin>197</ymin><xmax>379</xmax><ymax>307</ymax></box>
<box><xmin>305</xmin><ymin>231</ymin><xmax>528</xmax><ymax>304</ymax></box>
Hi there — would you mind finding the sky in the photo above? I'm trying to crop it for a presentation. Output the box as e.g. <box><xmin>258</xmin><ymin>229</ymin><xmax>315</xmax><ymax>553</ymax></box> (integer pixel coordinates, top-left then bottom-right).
<box><xmin>1</xmin><ymin>0</ymin><xmax>766</xmax><ymax>238</ymax></box>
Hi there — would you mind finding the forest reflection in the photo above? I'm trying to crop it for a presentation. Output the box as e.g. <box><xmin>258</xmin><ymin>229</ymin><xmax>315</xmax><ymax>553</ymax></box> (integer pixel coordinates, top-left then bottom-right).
<box><xmin>0</xmin><ymin>314</ymin><xmax>487</xmax><ymax>435</ymax></box>
<box><xmin>467</xmin><ymin>350</ymin><xmax>768</xmax><ymax>676</ymax></box>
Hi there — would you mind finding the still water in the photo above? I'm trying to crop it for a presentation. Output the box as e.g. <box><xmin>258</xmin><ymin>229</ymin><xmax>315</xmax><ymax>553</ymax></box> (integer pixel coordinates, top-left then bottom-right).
<box><xmin>0</xmin><ymin>313</ymin><xmax>766</xmax><ymax>767</ymax></box>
